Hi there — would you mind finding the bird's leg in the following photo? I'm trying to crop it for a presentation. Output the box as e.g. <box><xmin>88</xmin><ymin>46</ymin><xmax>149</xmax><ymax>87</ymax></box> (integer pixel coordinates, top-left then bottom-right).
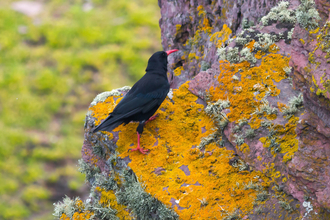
<box><xmin>129</xmin><ymin>132</ymin><xmax>149</xmax><ymax>154</ymax></box>
<box><xmin>146</xmin><ymin>113</ymin><xmax>159</xmax><ymax>123</ymax></box>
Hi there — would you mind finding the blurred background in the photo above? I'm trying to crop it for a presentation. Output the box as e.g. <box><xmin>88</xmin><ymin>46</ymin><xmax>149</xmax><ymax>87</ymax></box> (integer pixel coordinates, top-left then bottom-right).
<box><xmin>0</xmin><ymin>0</ymin><xmax>161</xmax><ymax>219</ymax></box>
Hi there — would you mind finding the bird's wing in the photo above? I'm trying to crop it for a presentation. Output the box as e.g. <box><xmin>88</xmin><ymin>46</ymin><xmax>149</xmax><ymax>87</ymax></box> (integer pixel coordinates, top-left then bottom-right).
<box><xmin>93</xmin><ymin>75</ymin><xmax>169</xmax><ymax>133</ymax></box>
<box><xmin>113</xmin><ymin>82</ymin><xmax>169</xmax><ymax>115</ymax></box>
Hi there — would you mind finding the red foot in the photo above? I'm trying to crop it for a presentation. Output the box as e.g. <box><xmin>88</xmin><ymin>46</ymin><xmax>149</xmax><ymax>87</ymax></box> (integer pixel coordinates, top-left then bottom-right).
<box><xmin>146</xmin><ymin>114</ymin><xmax>159</xmax><ymax>123</ymax></box>
<box><xmin>129</xmin><ymin>132</ymin><xmax>149</xmax><ymax>154</ymax></box>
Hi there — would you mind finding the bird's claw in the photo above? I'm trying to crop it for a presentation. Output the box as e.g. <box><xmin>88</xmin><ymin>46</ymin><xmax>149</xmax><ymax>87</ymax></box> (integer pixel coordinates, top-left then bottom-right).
<box><xmin>147</xmin><ymin>113</ymin><xmax>159</xmax><ymax>123</ymax></box>
<box><xmin>129</xmin><ymin>146</ymin><xmax>149</xmax><ymax>154</ymax></box>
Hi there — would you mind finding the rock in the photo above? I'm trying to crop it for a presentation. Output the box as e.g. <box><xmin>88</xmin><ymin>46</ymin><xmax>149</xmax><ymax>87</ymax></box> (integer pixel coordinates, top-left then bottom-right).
<box><xmin>54</xmin><ymin>0</ymin><xmax>330</xmax><ymax>219</ymax></box>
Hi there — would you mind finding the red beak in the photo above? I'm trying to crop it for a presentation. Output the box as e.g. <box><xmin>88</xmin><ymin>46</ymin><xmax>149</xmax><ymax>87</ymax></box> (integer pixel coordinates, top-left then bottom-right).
<box><xmin>166</xmin><ymin>49</ymin><xmax>178</xmax><ymax>55</ymax></box>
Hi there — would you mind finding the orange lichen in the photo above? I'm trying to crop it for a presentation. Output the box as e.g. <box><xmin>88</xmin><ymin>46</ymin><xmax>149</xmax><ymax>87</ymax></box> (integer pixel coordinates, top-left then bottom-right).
<box><xmin>209</xmin><ymin>53</ymin><xmax>288</xmax><ymax>124</ymax></box>
<box><xmin>255</xmin><ymin>51</ymin><xmax>266</xmax><ymax>59</ymax></box>
<box><xmin>59</xmin><ymin>209</ymin><xmax>93</xmax><ymax>220</ymax></box>
<box><xmin>89</xmin><ymin>95</ymin><xmax>123</xmax><ymax>126</ymax></box>
<box><xmin>245</xmin><ymin>40</ymin><xmax>256</xmax><ymax>51</ymax></box>
<box><xmin>268</xmin><ymin>44</ymin><xmax>280</xmax><ymax>53</ymax></box>
<box><xmin>90</xmin><ymin>82</ymin><xmax>270</xmax><ymax>219</ymax></box>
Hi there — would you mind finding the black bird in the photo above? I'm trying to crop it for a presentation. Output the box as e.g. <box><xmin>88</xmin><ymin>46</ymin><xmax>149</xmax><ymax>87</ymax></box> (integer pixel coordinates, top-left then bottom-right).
<box><xmin>93</xmin><ymin>49</ymin><xmax>178</xmax><ymax>154</ymax></box>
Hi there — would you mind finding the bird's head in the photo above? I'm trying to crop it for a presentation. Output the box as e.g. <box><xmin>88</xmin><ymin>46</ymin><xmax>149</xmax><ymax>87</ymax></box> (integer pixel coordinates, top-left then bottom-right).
<box><xmin>145</xmin><ymin>49</ymin><xmax>178</xmax><ymax>74</ymax></box>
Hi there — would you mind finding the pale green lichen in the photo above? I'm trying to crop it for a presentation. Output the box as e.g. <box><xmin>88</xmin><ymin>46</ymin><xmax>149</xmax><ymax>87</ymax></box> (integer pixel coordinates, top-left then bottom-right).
<box><xmin>253</xmin><ymin>99</ymin><xmax>278</xmax><ymax>116</ymax></box>
<box><xmin>283</xmin><ymin>66</ymin><xmax>292</xmax><ymax>75</ymax></box>
<box><xmin>53</xmin><ymin>195</ymin><xmax>77</xmax><ymax>218</ymax></box>
<box><xmin>92</xmin><ymin>143</ymin><xmax>106</xmax><ymax>159</ymax></box>
<box><xmin>254</xmin><ymin>206</ymin><xmax>263</xmax><ymax>215</ymax></box>
<box><xmin>90</xmin><ymin>86</ymin><xmax>131</xmax><ymax>107</ymax></box>
<box><xmin>261</xmin><ymin>1</ymin><xmax>296</xmax><ymax>26</ymax></box>
<box><xmin>231</xmin><ymin>159</ymin><xmax>248</xmax><ymax>171</ymax></box>
<box><xmin>217</xmin><ymin>47</ymin><xmax>240</xmax><ymax>63</ymax></box>
<box><xmin>198</xmin><ymin>99</ymin><xmax>230</xmax><ymax>149</ymax></box>
<box><xmin>78</xmin><ymin>159</ymin><xmax>101</xmax><ymax>182</ymax></box>
<box><xmin>233</xmin><ymin>134</ymin><xmax>245</xmax><ymax>146</ymax></box>
<box><xmin>278</xmin><ymin>200</ymin><xmax>293</xmax><ymax>213</ymax></box>
<box><xmin>217</xmin><ymin>47</ymin><xmax>227</xmax><ymax>60</ymax></box>
<box><xmin>288</xmin><ymin>28</ymin><xmax>294</xmax><ymax>39</ymax></box>
<box><xmin>282</xmin><ymin>94</ymin><xmax>304</xmax><ymax>118</ymax></box>
<box><xmin>240</xmin><ymin>47</ymin><xmax>257</xmax><ymax>64</ymax></box>
<box><xmin>204</xmin><ymin>99</ymin><xmax>230</xmax><ymax>128</ymax></box>
<box><xmin>245</xmin><ymin>128</ymin><xmax>256</xmax><ymax>139</ymax></box>
<box><xmin>116</xmin><ymin>170</ymin><xmax>178</xmax><ymax>220</ymax></box>
<box><xmin>201</xmin><ymin>61</ymin><xmax>211</xmax><ymax>71</ymax></box>
<box><xmin>296</xmin><ymin>0</ymin><xmax>320</xmax><ymax>30</ymax></box>
<box><xmin>256</xmin><ymin>191</ymin><xmax>269</xmax><ymax>202</ymax></box>
<box><xmin>254</xmin><ymin>33</ymin><xmax>277</xmax><ymax>52</ymax></box>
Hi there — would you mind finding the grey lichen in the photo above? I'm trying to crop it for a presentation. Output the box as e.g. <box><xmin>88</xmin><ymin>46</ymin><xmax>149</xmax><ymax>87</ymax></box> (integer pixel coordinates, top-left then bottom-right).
<box><xmin>282</xmin><ymin>94</ymin><xmax>304</xmax><ymax>118</ymax></box>
<box><xmin>245</xmin><ymin>128</ymin><xmax>256</xmax><ymax>139</ymax></box>
<box><xmin>296</xmin><ymin>0</ymin><xmax>320</xmax><ymax>30</ymax></box>
<box><xmin>53</xmin><ymin>195</ymin><xmax>77</xmax><ymax>219</ymax></box>
<box><xmin>278</xmin><ymin>200</ymin><xmax>293</xmax><ymax>213</ymax></box>
<box><xmin>233</xmin><ymin>134</ymin><xmax>244</xmax><ymax>146</ymax></box>
<box><xmin>53</xmin><ymin>195</ymin><xmax>119</xmax><ymax>220</ymax></box>
<box><xmin>287</xmin><ymin>28</ymin><xmax>294</xmax><ymax>39</ymax></box>
<box><xmin>92</xmin><ymin>143</ymin><xmax>106</xmax><ymax>159</ymax></box>
<box><xmin>261</xmin><ymin>120</ymin><xmax>272</xmax><ymax>128</ymax></box>
<box><xmin>198</xmin><ymin>99</ymin><xmax>230</xmax><ymax>149</ymax></box>
<box><xmin>217</xmin><ymin>47</ymin><xmax>239</xmax><ymax>63</ymax></box>
<box><xmin>261</xmin><ymin>1</ymin><xmax>296</xmax><ymax>26</ymax></box>
<box><xmin>240</xmin><ymin>47</ymin><xmax>257</xmax><ymax>64</ymax></box>
<box><xmin>217</xmin><ymin>47</ymin><xmax>226</xmax><ymax>60</ymax></box>
<box><xmin>231</xmin><ymin>159</ymin><xmax>248</xmax><ymax>171</ymax></box>
<box><xmin>198</xmin><ymin>131</ymin><xmax>220</xmax><ymax>150</ymax></box>
<box><xmin>116</xmin><ymin>170</ymin><xmax>178</xmax><ymax>220</ymax></box>
<box><xmin>204</xmin><ymin>99</ymin><xmax>230</xmax><ymax>129</ymax></box>
<box><xmin>90</xmin><ymin>86</ymin><xmax>131</xmax><ymax>107</ymax></box>
<box><xmin>256</xmin><ymin>191</ymin><xmax>269</xmax><ymax>201</ymax></box>
<box><xmin>222</xmin><ymin>209</ymin><xmax>240</xmax><ymax>220</ymax></box>
<box><xmin>253</xmin><ymin>99</ymin><xmax>278</xmax><ymax>116</ymax></box>
<box><xmin>244</xmin><ymin>180</ymin><xmax>262</xmax><ymax>191</ymax></box>
<box><xmin>198</xmin><ymin>198</ymin><xmax>208</xmax><ymax>207</ymax></box>
<box><xmin>254</xmin><ymin>33</ymin><xmax>277</xmax><ymax>52</ymax></box>
<box><xmin>226</xmin><ymin>47</ymin><xmax>239</xmax><ymax>63</ymax></box>
<box><xmin>201</xmin><ymin>61</ymin><xmax>211</xmax><ymax>71</ymax></box>
<box><xmin>268</xmin><ymin>136</ymin><xmax>281</xmax><ymax>153</ymax></box>
<box><xmin>283</xmin><ymin>66</ymin><xmax>292</xmax><ymax>75</ymax></box>
<box><xmin>78</xmin><ymin>159</ymin><xmax>100</xmax><ymax>181</ymax></box>
<box><xmin>254</xmin><ymin>206</ymin><xmax>263</xmax><ymax>215</ymax></box>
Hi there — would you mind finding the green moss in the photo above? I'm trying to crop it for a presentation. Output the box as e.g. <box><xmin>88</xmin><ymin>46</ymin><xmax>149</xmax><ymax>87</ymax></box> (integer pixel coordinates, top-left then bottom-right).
<box><xmin>0</xmin><ymin>0</ymin><xmax>161</xmax><ymax>218</ymax></box>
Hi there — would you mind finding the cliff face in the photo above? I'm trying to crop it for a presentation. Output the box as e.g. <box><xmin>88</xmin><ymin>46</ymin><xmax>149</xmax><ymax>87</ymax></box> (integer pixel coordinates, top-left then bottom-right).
<box><xmin>54</xmin><ymin>0</ymin><xmax>330</xmax><ymax>219</ymax></box>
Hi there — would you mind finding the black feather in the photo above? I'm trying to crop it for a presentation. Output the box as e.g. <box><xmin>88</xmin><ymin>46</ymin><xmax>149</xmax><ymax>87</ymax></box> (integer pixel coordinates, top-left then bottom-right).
<box><xmin>93</xmin><ymin>51</ymin><xmax>170</xmax><ymax>134</ymax></box>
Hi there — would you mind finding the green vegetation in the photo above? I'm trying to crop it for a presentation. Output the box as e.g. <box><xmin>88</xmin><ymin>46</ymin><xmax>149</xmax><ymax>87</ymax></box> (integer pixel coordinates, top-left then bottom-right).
<box><xmin>0</xmin><ymin>0</ymin><xmax>161</xmax><ymax>219</ymax></box>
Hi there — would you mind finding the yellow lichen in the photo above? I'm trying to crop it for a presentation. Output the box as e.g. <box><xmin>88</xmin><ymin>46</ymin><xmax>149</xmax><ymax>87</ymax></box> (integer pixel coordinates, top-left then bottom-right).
<box><xmin>89</xmin><ymin>95</ymin><xmax>123</xmax><ymax>126</ymax></box>
<box><xmin>209</xmin><ymin>24</ymin><xmax>232</xmax><ymax>48</ymax></box>
<box><xmin>209</xmin><ymin>53</ymin><xmax>288</xmax><ymax>124</ymax></box>
<box><xmin>95</xmin><ymin>187</ymin><xmax>131</xmax><ymax>219</ymax></box>
<box><xmin>174</xmin><ymin>66</ymin><xmax>184</xmax><ymax>76</ymax></box>
<box><xmin>255</xmin><ymin>51</ymin><xmax>265</xmax><ymax>59</ymax></box>
<box><xmin>91</xmin><ymin>83</ymin><xmax>270</xmax><ymax>219</ymax></box>
<box><xmin>237</xmin><ymin>143</ymin><xmax>250</xmax><ymax>154</ymax></box>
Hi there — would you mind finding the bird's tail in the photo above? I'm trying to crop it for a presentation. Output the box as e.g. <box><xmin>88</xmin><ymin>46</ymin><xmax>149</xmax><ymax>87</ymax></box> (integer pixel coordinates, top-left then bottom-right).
<box><xmin>93</xmin><ymin>115</ymin><xmax>123</xmax><ymax>133</ymax></box>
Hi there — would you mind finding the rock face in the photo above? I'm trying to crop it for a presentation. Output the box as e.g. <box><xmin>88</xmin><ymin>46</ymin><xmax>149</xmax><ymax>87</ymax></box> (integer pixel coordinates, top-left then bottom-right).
<box><xmin>54</xmin><ymin>0</ymin><xmax>330</xmax><ymax>219</ymax></box>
